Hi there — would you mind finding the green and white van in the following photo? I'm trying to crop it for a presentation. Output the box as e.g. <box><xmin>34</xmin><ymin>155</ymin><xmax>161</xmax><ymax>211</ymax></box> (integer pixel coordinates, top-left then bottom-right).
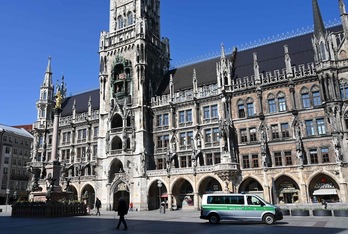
<box><xmin>200</xmin><ymin>193</ymin><xmax>283</xmax><ymax>225</ymax></box>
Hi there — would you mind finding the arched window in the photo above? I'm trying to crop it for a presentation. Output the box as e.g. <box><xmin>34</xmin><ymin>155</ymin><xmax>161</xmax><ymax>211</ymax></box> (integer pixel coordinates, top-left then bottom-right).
<box><xmin>267</xmin><ymin>94</ymin><xmax>276</xmax><ymax>113</ymax></box>
<box><xmin>127</xmin><ymin>12</ymin><xmax>133</xmax><ymax>26</ymax></box>
<box><xmin>311</xmin><ymin>85</ymin><xmax>322</xmax><ymax>106</ymax></box>
<box><xmin>237</xmin><ymin>99</ymin><xmax>245</xmax><ymax>118</ymax></box>
<box><xmin>117</xmin><ymin>16</ymin><xmax>124</xmax><ymax>29</ymax></box>
<box><xmin>246</xmin><ymin>97</ymin><xmax>254</xmax><ymax>117</ymax></box>
<box><xmin>277</xmin><ymin>92</ymin><xmax>287</xmax><ymax>112</ymax></box>
<box><xmin>300</xmin><ymin>87</ymin><xmax>310</xmax><ymax>108</ymax></box>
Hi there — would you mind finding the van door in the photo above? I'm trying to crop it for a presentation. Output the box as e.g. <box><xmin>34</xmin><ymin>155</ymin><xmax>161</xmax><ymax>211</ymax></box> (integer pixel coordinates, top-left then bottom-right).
<box><xmin>223</xmin><ymin>195</ymin><xmax>246</xmax><ymax>220</ymax></box>
<box><xmin>245</xmin><ymin>195</ymin><xmax>267</xmax><ymax>221</ymax></box>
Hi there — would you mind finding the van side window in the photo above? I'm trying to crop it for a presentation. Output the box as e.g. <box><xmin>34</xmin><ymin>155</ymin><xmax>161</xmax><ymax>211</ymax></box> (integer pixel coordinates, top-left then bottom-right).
<box><xmin>230</xmin><ymin>196</ymin><xmax>244</xmax><ymax>205</ymax></box>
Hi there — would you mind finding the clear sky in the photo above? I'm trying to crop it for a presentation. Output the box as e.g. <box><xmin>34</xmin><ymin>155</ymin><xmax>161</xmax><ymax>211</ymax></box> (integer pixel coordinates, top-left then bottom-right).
<box><xmin>0</xmin><ymin>0</ymin><xmax>340</xmax><ymax>126</ymax></box>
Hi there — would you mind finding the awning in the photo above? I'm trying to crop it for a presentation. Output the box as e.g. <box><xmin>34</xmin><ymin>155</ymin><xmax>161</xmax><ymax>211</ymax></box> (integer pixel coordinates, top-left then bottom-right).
<box><xmin>313</xmin><ymin>188</ymin><xmax>338</xmax><ymax>196</ymax></box>
<box><xmin>161</xmin><ymin>194</ymin><xmax>168</xmax><ymax>198</ymax></box>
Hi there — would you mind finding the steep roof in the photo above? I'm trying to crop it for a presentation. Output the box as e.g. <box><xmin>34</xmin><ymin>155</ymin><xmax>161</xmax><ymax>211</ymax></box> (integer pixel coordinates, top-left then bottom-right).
<box><xmin>61</xmin><ymin>89</ymin><xmax>100</xmax><ymax>116</ymax></box>
<box><xmin>0</xmin><ymin>124</ymin><xmax>33</xmax><ymax>138</ymax></box>
<box><xmin>158</xmin><ymin>25</ymin><xmax>342</xmax><ymax>95</ymax></box>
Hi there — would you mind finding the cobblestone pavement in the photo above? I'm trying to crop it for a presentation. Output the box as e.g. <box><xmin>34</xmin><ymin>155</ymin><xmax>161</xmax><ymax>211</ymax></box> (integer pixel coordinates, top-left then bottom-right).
<box><xmin>1</xmin><ymin>207</ymin><xmax>348</xmax><ymax>234</ymax></box>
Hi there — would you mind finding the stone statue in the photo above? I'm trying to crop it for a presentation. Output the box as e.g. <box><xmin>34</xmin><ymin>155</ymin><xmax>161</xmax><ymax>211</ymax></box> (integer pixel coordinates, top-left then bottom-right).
<box><xmin>55</xmin><ymin>90</ymin><xmax>63</xmax><ymax>109</ymax></box>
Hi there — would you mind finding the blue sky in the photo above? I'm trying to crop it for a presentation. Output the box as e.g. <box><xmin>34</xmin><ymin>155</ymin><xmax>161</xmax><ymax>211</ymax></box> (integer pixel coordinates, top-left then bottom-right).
<box><xmin>0</xmin><ymin>0</ymin><xmax>340</xmax><ymax>126</ymax></box>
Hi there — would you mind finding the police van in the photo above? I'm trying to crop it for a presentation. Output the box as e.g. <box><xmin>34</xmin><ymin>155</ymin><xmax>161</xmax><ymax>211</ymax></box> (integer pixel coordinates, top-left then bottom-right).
<box><xmin>200</xmin><ymin>193</ymin><xmax>283</xmax><ymax>224</ymax></box>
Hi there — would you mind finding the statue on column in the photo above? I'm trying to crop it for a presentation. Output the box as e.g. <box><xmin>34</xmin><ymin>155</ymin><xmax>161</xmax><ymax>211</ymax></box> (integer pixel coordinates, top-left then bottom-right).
<box><xmin>333</xmin><ymin>136</ymin><xmax>343</xmax><ymax>163</ymax></box>
<box><xmin>295</xmin><ymin>124</ymin><xmax>304</xmax><ymax>167</ymax></box>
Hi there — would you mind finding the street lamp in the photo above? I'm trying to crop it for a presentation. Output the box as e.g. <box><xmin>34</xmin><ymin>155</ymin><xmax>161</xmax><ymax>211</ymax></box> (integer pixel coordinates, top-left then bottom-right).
<box><xmin>157</xmin><ymin>180</ymin><xmax>165</xmax><ymax>214</ymax></box>
<box><xmin>5</xmin><ymin>189</ymin><xmax>10</xmax><ymax>212</ymax></box>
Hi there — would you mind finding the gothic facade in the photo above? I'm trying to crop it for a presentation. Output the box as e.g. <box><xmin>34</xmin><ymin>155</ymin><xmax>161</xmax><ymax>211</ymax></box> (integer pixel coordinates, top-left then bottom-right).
<box><xmin>29</xmin><ymin>0</ymin><xmax>348</xmax><ymax>211</ymax></box>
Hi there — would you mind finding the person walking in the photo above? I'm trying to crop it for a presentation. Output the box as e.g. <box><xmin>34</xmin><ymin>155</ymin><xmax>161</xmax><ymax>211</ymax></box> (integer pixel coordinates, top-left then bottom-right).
<box><xmin>95</xmin><ymin>198</ymin><xmax>101</xmax><ymax>216</ymax></box>
<box><xmin>116</xmin><ymin>197</ymin><xmax>128</xmax><ymax>230</ymax></box>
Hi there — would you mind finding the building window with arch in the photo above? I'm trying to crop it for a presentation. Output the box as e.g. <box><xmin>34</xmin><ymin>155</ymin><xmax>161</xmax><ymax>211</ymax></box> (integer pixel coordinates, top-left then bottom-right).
<box><xmin>301</xmin><ymin>88</ymin><xmax>310</xmax><ymax>108</ymax></box>
<box><xmin>246</xmin><ymin>97</ymin><xmax>255</xmax><ymax>117</ymax></box>
<box><xmin>238</xmin><ymin>101</ymin><xmax>245</xmax><ymax>118</ymax></box>
<box><xmin>127</xmin><ymin>12</ymin><xmax>133</xmax><ymax>26</ymax></box>
<box><xmin>312</xmin><ymin>86</ymin><xmax>322</xmax><ymax>106</ymax></box>
<box><xmin>277</xmin><ymin>92</ymin><xmax>287</xmax><ymax>112</ymax></box>
<box><xmin>267</xmin><ymin>94</ymin><xmax>276</xmax><ymax>113</ymax></box>
<box><xmin>117</xmin><ymin>16</ymin><xmax>124</xmax><ymax>29</ymax></box>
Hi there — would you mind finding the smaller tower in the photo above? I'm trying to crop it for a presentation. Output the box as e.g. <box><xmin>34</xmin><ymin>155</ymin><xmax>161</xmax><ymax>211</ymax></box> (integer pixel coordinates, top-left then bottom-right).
<box><xmin>36</xmin><ymin>57</ymin><xmax>55</xmax><ymax>124</ymax></box>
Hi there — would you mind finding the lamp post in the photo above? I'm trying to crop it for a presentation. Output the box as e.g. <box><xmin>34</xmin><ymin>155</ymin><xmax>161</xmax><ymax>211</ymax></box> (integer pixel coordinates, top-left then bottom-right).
<box><xmin>157</xmin><ymin>180</ymin><xmax>164</xmax><ymax>213</ymax></box>
<box><xmin>5</xmin><ymin>189</ymin><xmax>10</xmax><ymax>212</ymax></box>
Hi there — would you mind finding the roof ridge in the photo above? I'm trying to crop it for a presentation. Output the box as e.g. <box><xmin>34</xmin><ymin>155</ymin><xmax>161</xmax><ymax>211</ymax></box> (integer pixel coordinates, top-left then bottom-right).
<box><xmin>171</xmin><ymin>19</ymin><xmax>340</xmax><ymax>69</ymax></box>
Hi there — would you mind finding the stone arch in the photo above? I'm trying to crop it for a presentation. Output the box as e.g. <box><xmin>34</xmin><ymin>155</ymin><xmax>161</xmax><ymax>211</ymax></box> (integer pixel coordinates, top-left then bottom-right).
<box><xmin>147</xmin><ymin>179</ymin><xmax>168</xmax><ymax>210</ymax></box>
<box><xmin>273</xmin><ymin>175</ymin><xmax>300</xmax><ymax>204</ymax></box>
<box><xmin>171</xmin><ymin>178</ymin><xmax>194</xmax><ymax>209</ymax></box>
<box><xmin>69</xmin><ymin>185</ymin><xmax>78</xmax><ymax>201</ymax></box>
<box><xmin>238</xmin><ymin>176</ymin><xmax>264</xmax><ymax>198</ymax></box>
<box><xmin>111</xmin><ymin>136</ymin><xmax>122</xmax><ymax>150</ymax></box>
<box><xmin>81</xmin><ymin>183</ymin><xmax>96</xmax><ymax>210</ymax></box>
<box><xmin>108</xmin><ymin>158</ymin><xmax>125</xmax><ymax>183</ymax></box>
<box><xmin>111</xmin><ymin>113</ymin><xmax>123</xmax><ymax>129</ymax></box>
<box><xmin>197</xmin><ymin>176</ymin><xmax>223</xmax><ymax>208</ymax></box>
<box><xmin>110</xmin><ymin>179</ymin><xmax>130</xmax><ymax>211</ymax></box>
<box><xmin>308</xmin><ymin>172</ymin><xmax>340</xmax><ymax>203</ymax></box>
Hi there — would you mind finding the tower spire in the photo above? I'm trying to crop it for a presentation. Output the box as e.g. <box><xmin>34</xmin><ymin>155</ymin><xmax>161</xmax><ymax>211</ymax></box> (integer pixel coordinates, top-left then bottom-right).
<box><xmin>312</xmin><ymin>0</ymin><xmax>326</xmax><ymax>39</ymax></box>
<box><xmin>339</xmin><ymin>0</ymin><xmax>348</xmax><ymax>38</ymax></box>
<box><xmin>43</xmin><ymin>56</ymin><xmax>53</xmax><ymax>88</ymax></box>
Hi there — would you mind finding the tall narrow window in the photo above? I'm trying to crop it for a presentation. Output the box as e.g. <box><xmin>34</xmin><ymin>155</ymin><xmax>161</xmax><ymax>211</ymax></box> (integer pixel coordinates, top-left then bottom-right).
<box><xmin>302</xmin><ymin>93</ymin><xmax>310</xmax><ymax>108</ymax></box>
<box><xmin>278</xmin><ymin>95</ymin><xmax>287</xmax><ymax>112</ymax></box>
<box><xmin>205</xmin><ymin>129</ymin><xmax>212</xmax><ymax>143</ymax></box>
<box><xmin>317</xmin><ymin>118</ymin><xmax>326</xmax><ymax>135</ymax></box>
<box><xmin>252</xmin><ymin>154</ymin><xmax>259</xmax><ymax>168</ymax></box>
<box><xmin>238</xmin><ymin>104</ymin><xmax>245</xmax><ymax>118</ymax></box>
<box><xmin>212</xmin><ymin>128</ymin><xmax>219</xmax><ymax>142</ymax></box>
<box><xmin>285</xmin><ymin>151</ymin><xmax>292</xmax><ymax>166</ymax></box>
<box><xmin>310</xmin><ymin>149</ymin><xmax>318</xmax><ymax>164</ymax></box>
<box><xmin>179</xmin><ymin>111</ymin><xmax>185</xmax><ymax>123</ymax></box>
<box><xmin>268</xmin><ymin>99</ymin><xmax>276</xmax><ymax>113</ymax></box>
<box><xmin>281</xmin><ymin>123</ymin><xmax>290</xmax><ymax>138</ymax></box>
<box><xmin>249</xmin><ymin>128</ymin><xmax>257</xmax><ymax>142</ymax></box>
<box><xmin>247</xmin><ymin>102</ymin><xmax>254</xmax><ymax>117</ymax></box>
<box><xmin>321</xmin><ymin>148</ymin><xmax>329</xmax><ymax>163</ymax></box>
<box><xmin>305</xmin><ymin>120</ymin><xmax>315</xmax><ymax>136</ymax></box>
<box><xmin>243</xmin><ymin>155</ymin><xmax>250</xmax><ymax>168</ymax></box>
<box><xmin>240</xmin><ymin>129</ymin><xmax>247</xmax><ymax>143</ymax></box>
<box><xmin>211</xmin><ymin>105</ymin><xmax>218</xmax><ymax>119</ymax></box>
<box><xmin>274</xmin><ymin>152</ymin><xmax>282</xmax><ymax>166</ymax></box>
<box><xmin>271</xmin><ymin>124</ymin><xmax>280</xmax><ymax>140</ymax></box>
<box><xmin>203</xmin><ymin>106</ymin><xmax>210</xmax><ymax>120</ymax></box>
<box><xmin>313</xmin><ymin>91</ymin><xmax>321</xmax><ymax>106</ymax></box>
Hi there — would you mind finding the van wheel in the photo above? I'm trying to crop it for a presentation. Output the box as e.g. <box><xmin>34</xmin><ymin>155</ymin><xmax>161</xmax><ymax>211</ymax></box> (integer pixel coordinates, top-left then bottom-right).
<box><xmin>208</xmin><ymin>213</ymin><xmax>220</xmax><ymax>224</ymax></box>
<box><xmin>263</xmin><ymin>214</ymin><xmax>275</xmax><ymax>225</ymax></box>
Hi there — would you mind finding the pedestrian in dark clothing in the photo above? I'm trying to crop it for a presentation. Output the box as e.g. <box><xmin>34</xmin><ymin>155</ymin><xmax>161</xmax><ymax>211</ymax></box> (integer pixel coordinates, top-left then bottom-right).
<box><xmin>95</xmin><ymin>198</ymin><xmax>101</xmax><ymax>216</ymax></box>
<box><xmin>116</xmin><ymin>197</ymin><xmax>128</xmax><ymax>230</ymax></box>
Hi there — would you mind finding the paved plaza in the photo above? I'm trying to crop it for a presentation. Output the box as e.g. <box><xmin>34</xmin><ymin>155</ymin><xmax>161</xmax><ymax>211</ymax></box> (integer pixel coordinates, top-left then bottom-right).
<box><xmin>1</xmin><ymin>206</ymin><xmax>348</xmax><ymax>234</ymax></box>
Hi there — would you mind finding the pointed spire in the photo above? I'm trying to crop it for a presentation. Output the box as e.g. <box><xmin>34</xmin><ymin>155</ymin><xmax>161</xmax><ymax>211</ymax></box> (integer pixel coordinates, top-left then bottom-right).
<box><xmin>43</xmin><ymin>56</ymin><xmax>53</xmax><ymax>87</ymax></box>
<box><xmin>312</xmin><ymin>0</ymin><xmax>326</xmax><ymax>39</ymax></box>
<box><xmin>193</xmin><ymin>69</ymin><xmax>198</xmax><ymax>97</ymax></box>
<box><xmin>253</xmin><ymin>53</ymin><xmax>261</xmax><ymax>85</ymax></box>
<box><xmin>46</xmin><ymin>56</ymin><xmax>52</xmax><ymax>73</ymax></box>
<box><xmin>220</xmin><ymin>43</ymin><xmax>226</xmax><ymax>59</ymax></box>
<box><xmin>340</xmin><ymin>0</ymin><xmax>347</xmax><ymax>14</ymax></box>
<box><xmin>339</xmin><ymin>0</ymin><xmax>348</xmax><ymax>38</ymax></box>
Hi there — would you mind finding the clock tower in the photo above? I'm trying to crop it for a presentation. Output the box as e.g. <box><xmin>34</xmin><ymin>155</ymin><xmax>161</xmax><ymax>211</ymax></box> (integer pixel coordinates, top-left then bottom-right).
<box><xmin>97</xmin><ymin>0</ymin><xmax>170</xmax><ymax>210</ymax></box>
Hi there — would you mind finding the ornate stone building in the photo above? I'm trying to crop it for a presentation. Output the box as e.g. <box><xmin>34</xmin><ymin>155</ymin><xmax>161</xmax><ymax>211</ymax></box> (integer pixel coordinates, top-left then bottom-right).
<box><xmin>29</xmin><ymin>0</ymin><xmax>348</xmax><ymax>211</ymax></box>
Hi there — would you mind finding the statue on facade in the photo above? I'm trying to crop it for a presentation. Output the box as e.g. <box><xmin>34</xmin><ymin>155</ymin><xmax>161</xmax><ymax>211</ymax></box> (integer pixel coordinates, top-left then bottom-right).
<box><xmin>295</xmin><ymin>124</ymin><xmax>304</xmax><ymax>166</ymax></box>
<box><xmin>333</xmin><ymin>136</ymin><xmax>343</xmax><ymax>162</ymax></box>
<box><xmin>55</xmin><ymin>90</ymin><xmax>63</xmax><ymax>109</ymax></box>
<box><xmin>166</xmin><ymin>152</ymin><xmax>171</xmax><ymax>173</ymax></box>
